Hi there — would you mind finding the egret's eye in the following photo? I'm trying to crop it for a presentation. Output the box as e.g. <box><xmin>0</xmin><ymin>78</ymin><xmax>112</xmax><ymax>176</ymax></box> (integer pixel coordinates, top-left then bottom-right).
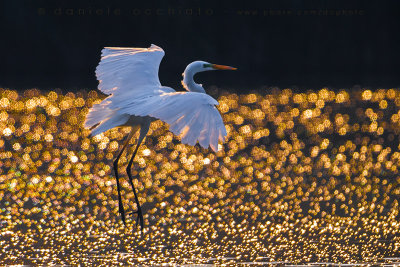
<box><xmin>203</xmin><ymin>63</ymin><xmax>212</xmax><ymax>68</ymax></box>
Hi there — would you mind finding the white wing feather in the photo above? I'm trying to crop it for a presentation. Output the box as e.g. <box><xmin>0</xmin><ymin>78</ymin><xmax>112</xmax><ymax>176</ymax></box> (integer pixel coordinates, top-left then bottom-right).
<box><xmin>85</xmin><ymin>44</ymin><xmax>227</xmax><ymax>152</ymax></box>
<box><xmin>117</xmin><ymin>92</ymin><xmax>227</xmax><ymax>152</ymax></box>
<box><xmin>85</xmin><ymin>44</ymin><xmax>173</xmax><ymax>132</ymax></box>
<box><xmin>96</xmin><ymin>44</ymin><xmax>174</xmax><ymax>110</ymax></box>
<box><xmin>96</xmin><ymin>44</ymin><xmax>164</xmax><ymax>95</ymax></box>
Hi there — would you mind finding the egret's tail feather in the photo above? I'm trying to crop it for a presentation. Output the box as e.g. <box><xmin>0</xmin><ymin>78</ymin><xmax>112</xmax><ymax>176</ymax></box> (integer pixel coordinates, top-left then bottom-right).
<box><xmin>84</xmin><ymin>103</ymin><xmax>130</xmax><ymax>136</ymax></box>
<box><xmin>90</xmin><ymin>112</ymin><xmax>130</xmax><ymax>136</ymax></box>
<box><xmin>84</xmin><ymin>103</ymin><xmax>114</xmax><ymax>128</ymax></box>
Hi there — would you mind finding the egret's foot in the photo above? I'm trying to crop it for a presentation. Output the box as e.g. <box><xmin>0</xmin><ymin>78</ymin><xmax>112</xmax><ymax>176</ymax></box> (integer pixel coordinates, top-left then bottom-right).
<box><xmin>128</xmin><ymin>207</ymin><xmax>144</xmax><ymax>231</ymax></box>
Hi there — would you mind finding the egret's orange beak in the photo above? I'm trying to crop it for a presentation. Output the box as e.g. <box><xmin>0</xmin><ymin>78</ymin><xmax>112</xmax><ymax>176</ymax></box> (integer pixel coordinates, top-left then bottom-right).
<box><xmin>212</xmin><ymin>64</ymin><xmax>237</xmax><ymax>70</ymax></box>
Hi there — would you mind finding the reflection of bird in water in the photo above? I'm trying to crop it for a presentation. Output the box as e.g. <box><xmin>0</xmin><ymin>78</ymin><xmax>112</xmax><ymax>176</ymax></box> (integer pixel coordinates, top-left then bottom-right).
<box><xmin>84</xmin><ymin>44</ymin><xmax>236</xmax><ymax>231</ymax></box>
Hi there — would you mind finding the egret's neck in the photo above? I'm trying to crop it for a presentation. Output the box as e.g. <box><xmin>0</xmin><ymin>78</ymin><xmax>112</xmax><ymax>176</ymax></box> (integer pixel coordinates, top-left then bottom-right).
<box><xmin>181</xmin><ymin>63</ymin><xmax>206</xmax><ymax>93</ymax></box>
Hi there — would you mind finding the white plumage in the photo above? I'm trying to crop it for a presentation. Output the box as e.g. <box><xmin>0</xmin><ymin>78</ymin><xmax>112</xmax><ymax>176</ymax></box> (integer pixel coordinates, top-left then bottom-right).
<box><xmin>85</xmin><ymin>44</ymin><xmax>231</xmax><ymax>152</ymax></box>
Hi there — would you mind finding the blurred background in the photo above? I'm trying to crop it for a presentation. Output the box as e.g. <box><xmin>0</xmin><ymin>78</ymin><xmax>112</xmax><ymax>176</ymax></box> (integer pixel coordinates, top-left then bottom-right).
<box><xmin>1</xmin><ymin>0</ymin><xmax>400</xmax><ymax>92</ymax></box>
<box><xmin>1</xmin><ymin>1</ymin><xmax>400</xmax><ymax>263</ymax></box>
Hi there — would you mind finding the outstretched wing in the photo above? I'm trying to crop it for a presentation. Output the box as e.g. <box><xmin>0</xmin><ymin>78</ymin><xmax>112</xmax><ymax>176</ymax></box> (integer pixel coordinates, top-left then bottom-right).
<box><xmin>118</xmin><ymin>92</ymin><xmax>227</xmax><ymax>152</ymax></box>
<box><xmin>96</xmin><ymin>44</ymin><xmax>171</xmax><ymax>101</ymax></box>
<box><xmin>85</xmin><ymin>44</ymin><xmax>175</xmax><ymax>133</ymax></box>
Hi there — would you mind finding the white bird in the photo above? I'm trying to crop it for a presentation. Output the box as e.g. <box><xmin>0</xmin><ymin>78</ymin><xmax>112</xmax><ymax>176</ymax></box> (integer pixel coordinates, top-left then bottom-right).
<box><xmin>84</xmin><ymin>44</ymin><xmax>236</xmax><ymax>230</ymax></box>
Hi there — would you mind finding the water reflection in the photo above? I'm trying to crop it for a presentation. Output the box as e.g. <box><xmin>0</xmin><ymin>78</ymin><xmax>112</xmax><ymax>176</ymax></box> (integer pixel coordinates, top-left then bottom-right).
<box><xmin>0</xmin><ymin>88</ymin><xmax>399</xmax><ymax>265</ymax></box>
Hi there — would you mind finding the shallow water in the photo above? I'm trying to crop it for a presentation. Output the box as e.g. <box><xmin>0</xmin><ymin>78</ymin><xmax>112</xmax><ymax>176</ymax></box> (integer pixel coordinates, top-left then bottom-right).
<box><xmin>0</xmin><ymin>88</ymin><xmax>399</xmax><ymax>265</ymax></box>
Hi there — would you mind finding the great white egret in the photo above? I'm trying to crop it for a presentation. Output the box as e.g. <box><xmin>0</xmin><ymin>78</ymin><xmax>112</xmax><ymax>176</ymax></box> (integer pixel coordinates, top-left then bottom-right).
<box><xmin>84</xmin><ymin>44</ymin><xmax>236</xmax><ymax>230</ymax></box>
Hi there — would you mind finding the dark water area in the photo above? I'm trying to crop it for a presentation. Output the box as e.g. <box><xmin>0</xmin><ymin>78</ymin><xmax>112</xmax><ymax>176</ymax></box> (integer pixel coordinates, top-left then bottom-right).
<box><xmin>1</xmin><ymin>0</ymin><xmax>400</xmax><ymax>91</ymax></box>
<box><xmin>0</xmin><ymin>88</ymin><xmax>399</xmax><ymax>264</ymax></box>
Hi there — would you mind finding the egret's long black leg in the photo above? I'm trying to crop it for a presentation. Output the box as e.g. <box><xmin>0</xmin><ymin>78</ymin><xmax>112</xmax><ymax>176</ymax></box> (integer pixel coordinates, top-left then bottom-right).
<box><xmin>126</xmin><ymin>120</ymin><xmax>150</xmax><ymax>231</ymax></box>
<box><xmin>113</xmin><ymin>126</ymin><xmax>139</xmax><ymax>225</ymax></box>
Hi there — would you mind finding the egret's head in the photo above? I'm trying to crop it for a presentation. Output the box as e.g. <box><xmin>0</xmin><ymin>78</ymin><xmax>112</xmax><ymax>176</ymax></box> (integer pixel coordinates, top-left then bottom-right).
<box><xmin>184</xmin><ymin>61</ymin><xmax>237</xmax><ymax>74</ymax></box>
<box><xmin>200</xmin><ymin>61</ymin><xmax>237</xmax><ymax>71</ymax></box>
<box><xmin>182</xmin><ymin>61</ymin><xmax>237</xmax><ymax>93</ymax></box>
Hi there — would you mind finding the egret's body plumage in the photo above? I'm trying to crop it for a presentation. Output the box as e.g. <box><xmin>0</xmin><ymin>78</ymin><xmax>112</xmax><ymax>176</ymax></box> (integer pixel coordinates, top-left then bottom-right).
<box><xmin>84</xmin><ymin>44</ymin><xmax>236</xmax><ymax>230</ymax></box>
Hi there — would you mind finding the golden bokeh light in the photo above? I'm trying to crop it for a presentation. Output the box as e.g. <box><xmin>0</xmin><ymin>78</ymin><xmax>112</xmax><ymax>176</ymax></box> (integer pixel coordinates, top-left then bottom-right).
<box><xmin>0</xmin><ymin>87</ymin><xmax>399</xmax><ymax>265</ymax></box>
